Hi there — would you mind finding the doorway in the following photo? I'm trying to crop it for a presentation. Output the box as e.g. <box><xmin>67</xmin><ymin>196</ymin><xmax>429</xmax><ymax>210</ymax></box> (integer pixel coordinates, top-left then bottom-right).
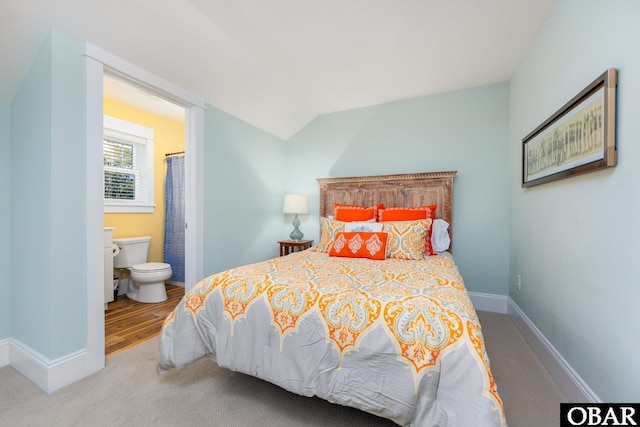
<box><xmin>103</xmin><ymin>75</ymin><xmax>186</xmax><ymax>288</ymax></box>
<box><xmin>103</xmin><ymin>75</ymin><xmax>186</xmax><ymax>353</ymax></box>
<box><xmin>85</xmin><ymin>43</ymin><xmax>205</xmax><ymax>374</ymax></box>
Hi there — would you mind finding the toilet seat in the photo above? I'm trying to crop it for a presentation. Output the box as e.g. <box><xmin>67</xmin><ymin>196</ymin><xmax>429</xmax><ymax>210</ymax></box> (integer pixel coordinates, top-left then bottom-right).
<box><xmin>131</xmin><ymin>262</ymin><xmax>172</xmax><ymax>273</ymax></box>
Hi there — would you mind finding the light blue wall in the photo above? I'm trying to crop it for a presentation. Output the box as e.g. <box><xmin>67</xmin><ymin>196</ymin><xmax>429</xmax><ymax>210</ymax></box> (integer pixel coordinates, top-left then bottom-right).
<box><xmin>509</xmin><ymin>0</ymin><xmax>640</xmax><ymax>401</ymax></box>
<box><xmin>0</xmin><ymin>104</ymin><xmax>10</xmax><ymax>340</ymax></box>
<box><xmin>286</xmin><ymin>83</ymin><xmax>510</xmax><ymax>295</ymax></box>
<box><xmin>11</xmin><ymin>35</ymin><xmax>53</xmax><ymax>353</ymax></box>
<box><xmin>203</xmin><ymin>104</ymin><xmax>286</xmax><ymax>276</ymax></box>
<box><xmin>49</xmin><ymin>31</ymin><xmax>87</xmax><ymax>357</ymax></box>
<box><xmin>10</xmin><ymin>31</ymin><xmax>87</xmax><ymax>358</ymax></box>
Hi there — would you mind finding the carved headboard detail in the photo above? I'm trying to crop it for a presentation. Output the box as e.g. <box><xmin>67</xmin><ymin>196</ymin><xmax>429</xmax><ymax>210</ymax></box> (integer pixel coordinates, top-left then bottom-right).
<box><xmin>317</xmin><ymin>171</ymin><xmax>457</xmax><ymax>249</ymax></box>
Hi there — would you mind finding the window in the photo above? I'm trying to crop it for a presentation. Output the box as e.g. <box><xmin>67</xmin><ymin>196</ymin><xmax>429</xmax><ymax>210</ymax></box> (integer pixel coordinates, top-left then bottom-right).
<box><xmin>103</xmin><ymin>115</ymin><xmax>155</xmax><ymax>213</ymax></box>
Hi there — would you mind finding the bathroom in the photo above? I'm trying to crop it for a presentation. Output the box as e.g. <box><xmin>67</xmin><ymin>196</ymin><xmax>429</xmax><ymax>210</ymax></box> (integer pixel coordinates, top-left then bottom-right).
<box><xmin>104</xmin><ymin>75</ymin><xmax>186</xmax><ymax>307</ymax></box>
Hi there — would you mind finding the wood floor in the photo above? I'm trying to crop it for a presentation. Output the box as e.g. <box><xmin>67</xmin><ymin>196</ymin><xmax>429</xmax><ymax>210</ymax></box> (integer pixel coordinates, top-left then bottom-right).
<box><xmin>105</xmin><ymin>284</ymin><xmax>184</xmax><ymax>357</ymax></box>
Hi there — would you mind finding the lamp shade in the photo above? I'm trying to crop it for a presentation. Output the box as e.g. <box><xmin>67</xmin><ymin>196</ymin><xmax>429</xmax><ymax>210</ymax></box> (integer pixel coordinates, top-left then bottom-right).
<box><xmin>283</xmin><ymin>194</ymin><xmax>308</xmax><ymax>214</ymax></box>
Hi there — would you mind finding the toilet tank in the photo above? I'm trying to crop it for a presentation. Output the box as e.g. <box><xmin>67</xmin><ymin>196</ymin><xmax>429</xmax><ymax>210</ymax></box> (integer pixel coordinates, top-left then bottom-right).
<box><xmin>113</xmin><ymin>236</ymin><xmax>151</xmax><ymax>268</ymax></box>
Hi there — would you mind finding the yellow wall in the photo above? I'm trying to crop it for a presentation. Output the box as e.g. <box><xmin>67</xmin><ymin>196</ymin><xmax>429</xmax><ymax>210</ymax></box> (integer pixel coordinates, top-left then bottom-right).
<box><xmin>104</xmin><ymin>98</ymin><xmax>185</xmax><ymax>263</ymax></box>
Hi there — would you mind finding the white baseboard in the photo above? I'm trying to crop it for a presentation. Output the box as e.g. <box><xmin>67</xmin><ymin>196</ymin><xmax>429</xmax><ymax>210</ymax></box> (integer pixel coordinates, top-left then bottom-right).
<box><xmin>0</xmin><ymin>338</ymin><xmax>9</xmax><ymax>367</ymax></box>
<box><xmin>469</xmin><ymin>291</ymin><xmax>509</xmax><ymax>314</ymax></box>
<box><xmin>507</xmin><ymin>298</ymin><xmax>600</xmax><ymax>403</ymax></box>
<box><xmin>8</xmin><ymin>338</ymin><xmax>90</xmax><ymax>394</ymax></box>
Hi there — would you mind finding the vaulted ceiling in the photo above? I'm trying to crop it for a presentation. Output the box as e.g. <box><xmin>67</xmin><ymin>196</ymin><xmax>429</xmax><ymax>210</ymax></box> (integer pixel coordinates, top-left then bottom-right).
<box><xmin>1</xmin><ymin>0</ymin><xmax>555</xmax><ymax>139</ymax></box>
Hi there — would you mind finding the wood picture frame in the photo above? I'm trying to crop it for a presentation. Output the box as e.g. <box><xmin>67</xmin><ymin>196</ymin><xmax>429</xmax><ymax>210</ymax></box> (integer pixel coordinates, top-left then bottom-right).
<box><xmin>522</xmin><ymin>68</ymin><xmax>617</xmax><ymax>188</ymax></box>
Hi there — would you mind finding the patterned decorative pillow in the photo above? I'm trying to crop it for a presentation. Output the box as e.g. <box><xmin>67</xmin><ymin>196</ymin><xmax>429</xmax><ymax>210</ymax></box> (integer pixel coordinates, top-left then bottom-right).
<box><xmin>383</xmin><ymin>219</ymin><xmax>432</xmax><ymax>260</ymax></box>
<box><xmin>333</xmin><ymin>203</ymin><xmax>385</xmax><ymax>222</ymax></box>
<box><xmin>329</xmin><ymin>232</ymin><xmax>388</xmax><ymax>260</ymax></box>
<box><xmin>378</xmin><ymin>205</ymin><xmax>437</xmax><ymax>255</ymax></box>
<box><xmin>317</xmin><ymin>217</ymin><xmax>346</xmax><ymax>253</ymax></box>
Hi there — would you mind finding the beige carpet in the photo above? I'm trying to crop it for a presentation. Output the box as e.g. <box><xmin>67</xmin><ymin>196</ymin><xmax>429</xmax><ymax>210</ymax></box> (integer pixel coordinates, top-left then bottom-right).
<box><xmin>0</xmin><ymin>311</ymin><xmax>566</xmax><ymax>426</ymax></box>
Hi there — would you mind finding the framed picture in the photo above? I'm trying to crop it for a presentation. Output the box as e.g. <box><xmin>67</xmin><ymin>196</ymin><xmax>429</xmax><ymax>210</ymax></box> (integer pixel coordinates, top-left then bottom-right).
<box><xmin>522</xmin><ymin>68</ymin><xmax>617</xmax><ymax>188</ymax></box>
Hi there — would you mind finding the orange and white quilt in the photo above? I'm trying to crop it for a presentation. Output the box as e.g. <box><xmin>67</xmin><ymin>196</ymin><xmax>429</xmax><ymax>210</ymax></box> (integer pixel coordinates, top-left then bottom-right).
<box><xmin>158</xmin><ymin>249</ymin><xmax>507</xmax><ymax>427</ymax></box>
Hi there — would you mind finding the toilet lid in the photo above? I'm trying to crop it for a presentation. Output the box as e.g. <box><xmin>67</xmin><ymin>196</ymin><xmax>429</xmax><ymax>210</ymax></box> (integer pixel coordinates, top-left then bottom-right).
<box><xmin>132</xmin><ymin>262</ymin><xmax>172</xmax><ymax>273</ymax></box>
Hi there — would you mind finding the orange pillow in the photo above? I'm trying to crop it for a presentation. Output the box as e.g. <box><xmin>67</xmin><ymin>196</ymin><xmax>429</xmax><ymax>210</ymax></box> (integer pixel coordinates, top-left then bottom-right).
<box><xmin>378</xmin><ymin>205</ymin><xmax>437</xmax><ymax>255</ymax></box>
<box><xmin>329</xmin><ymin>231</ymin><xmax>388</xmax><ymax>260</ymax></box>
<box><xmin>377</xmin><ymin>204</ymin><xmax>436</xmax><ymax>221</ymax></box>
<box><xmin>334</xmin><ymin>203</ymin><xmax>385</xmax><ymax>222</ymax></box>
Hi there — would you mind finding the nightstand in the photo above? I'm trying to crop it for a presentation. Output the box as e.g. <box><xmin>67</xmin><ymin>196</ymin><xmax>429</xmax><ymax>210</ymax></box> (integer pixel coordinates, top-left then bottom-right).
<box><xmin>278</xmin><ymin>240</ymin><xmax>313</xmax><ymax>256</ymax></box>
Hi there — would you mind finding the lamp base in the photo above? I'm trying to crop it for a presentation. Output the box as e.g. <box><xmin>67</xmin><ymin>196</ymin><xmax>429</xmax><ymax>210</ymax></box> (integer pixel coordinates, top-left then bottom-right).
<box><xmin>289</xmin><ymin>214</ymin><xmax>304</xmax><ymax>241</ymax></box>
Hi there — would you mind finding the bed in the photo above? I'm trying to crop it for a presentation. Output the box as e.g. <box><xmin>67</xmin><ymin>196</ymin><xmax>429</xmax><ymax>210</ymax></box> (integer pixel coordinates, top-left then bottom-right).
<box><xmin>157</xmin><ymin>171</ymin><xmax>507</xmax><ymax>427</ymax></box>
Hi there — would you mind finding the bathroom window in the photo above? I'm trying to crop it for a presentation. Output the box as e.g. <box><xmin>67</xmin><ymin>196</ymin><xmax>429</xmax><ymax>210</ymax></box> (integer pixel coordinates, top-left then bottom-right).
<box><xmin>103</xmin><ymin>115</ymin><xmax>155</xmax><ymax>213</ymax></box>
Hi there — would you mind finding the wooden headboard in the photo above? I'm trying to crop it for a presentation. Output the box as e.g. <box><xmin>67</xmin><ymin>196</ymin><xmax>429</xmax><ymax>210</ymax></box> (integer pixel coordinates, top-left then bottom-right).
<box><xmin>317</xmin><ymin>171</ymin><xmax>457</xmax><ymax>247</ymax></box>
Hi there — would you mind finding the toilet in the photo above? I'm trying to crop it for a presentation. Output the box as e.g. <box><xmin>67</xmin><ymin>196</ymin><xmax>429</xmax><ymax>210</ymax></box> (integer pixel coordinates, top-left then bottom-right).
<box><xmin>113</xmin><ymin>236</ymin><xmax>172</xmax><ymax>303</ymax></box>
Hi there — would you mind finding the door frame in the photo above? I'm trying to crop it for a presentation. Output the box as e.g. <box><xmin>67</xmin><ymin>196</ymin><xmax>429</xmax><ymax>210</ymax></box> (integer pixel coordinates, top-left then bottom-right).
<box><xmin>84</xmin><ymin>44</ymin><xmax>205</xmax><ymax>373</ymax></box>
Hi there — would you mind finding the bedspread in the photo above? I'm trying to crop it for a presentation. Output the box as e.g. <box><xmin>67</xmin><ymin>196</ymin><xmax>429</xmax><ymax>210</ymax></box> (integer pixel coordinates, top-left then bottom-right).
<box><xmin>158</xmin><ymin>249</ymin><xmax>506</xmax><ymax>426</ymax></box>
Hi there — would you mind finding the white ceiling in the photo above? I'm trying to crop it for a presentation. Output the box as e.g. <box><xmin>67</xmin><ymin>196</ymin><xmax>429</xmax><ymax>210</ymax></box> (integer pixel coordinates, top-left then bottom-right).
<box><xmin>1</xmin><ymin>0</ymin><xmax>555</xmax><ymax>139</ymax></box>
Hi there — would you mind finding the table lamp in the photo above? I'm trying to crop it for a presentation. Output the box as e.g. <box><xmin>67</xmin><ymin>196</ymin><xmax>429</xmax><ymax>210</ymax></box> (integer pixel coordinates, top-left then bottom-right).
<box><xmin>283</xmin><ymin>194</ymin><xmax>308</xmax><ymax>241</ymax></box>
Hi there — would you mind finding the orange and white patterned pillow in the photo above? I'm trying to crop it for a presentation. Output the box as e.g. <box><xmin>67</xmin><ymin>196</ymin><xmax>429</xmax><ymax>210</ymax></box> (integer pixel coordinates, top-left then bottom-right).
<box><xmin>329</xmin><ymin>232</ymin><xmax>388</xmax><ymax>260</ymax></box>
<box><xmin>333</xmin><ymin>203</ymin><xmax>384</xmax><ymax>222</ymax></box>
<box><xmin>317</xmin><ymin>217</ymin><xmax>346</xmax><ymax>253</ymax></box>
<box><xmin>382</xmin><ymin>219</ymin><xmax>432</xmax><ymax>260</ymax></box>
<box><xmin>378</xmin><ymin>205</ymin><xmax>437</xmax><ymax>255</ymax></box>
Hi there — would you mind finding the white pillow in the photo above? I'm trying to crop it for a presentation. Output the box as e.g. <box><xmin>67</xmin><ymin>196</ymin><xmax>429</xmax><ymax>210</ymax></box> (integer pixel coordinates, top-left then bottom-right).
<box><xmin>344</xmin><ymin>222</ymin><xmax>384</xmax><ymax>232</ymax></box>
<box><xmin>431</xmin><ymin>219</ymin><xmax>451</xmax><ymax>252</ymax></box>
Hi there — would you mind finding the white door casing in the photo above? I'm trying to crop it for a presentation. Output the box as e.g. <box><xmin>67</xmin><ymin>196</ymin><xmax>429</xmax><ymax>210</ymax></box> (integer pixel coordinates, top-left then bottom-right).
<box><xmin>85</xmin><ymin>44</ymin><xmax>204</xmax><ymax>375</ymax></box>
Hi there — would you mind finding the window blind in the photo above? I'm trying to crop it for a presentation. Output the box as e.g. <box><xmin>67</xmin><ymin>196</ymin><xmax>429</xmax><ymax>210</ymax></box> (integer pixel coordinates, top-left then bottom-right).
<box><xmin>103</xmin><ymin>137</ymin><xmax>140</xmax><ymax>200</ymax></box>
<box><xmin>103</xmin><ymin>131</ymin><xmax>148</xmax><ymax>203</ymax></box>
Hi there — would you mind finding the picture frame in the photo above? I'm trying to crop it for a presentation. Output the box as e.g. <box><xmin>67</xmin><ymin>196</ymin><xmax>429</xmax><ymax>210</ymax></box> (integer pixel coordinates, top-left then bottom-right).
<box><xmin>522</xmin><ymin>68</ymin><xmax>617</xmax><ymax>188</ymax></box>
